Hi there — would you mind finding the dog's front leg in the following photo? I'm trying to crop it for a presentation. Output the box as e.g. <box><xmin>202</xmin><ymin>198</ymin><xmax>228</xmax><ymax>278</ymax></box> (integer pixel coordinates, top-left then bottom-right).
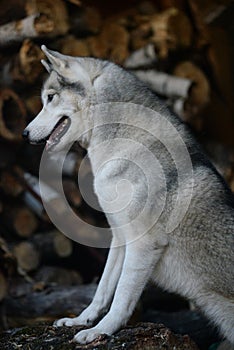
<box><xmin>74</xmin><ymin>238</ymin><xmax>164</xmax><ymax>344</ymax></box>
<box><xmin>54</xmin><ymin>235</ymin><xmax>125</xmax><ymax>327</ymax></box>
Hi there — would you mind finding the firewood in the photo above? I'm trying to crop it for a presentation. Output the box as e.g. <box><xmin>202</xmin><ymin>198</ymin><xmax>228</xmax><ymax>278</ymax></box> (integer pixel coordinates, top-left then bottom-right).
<box><xmin>23</xmin><ymin>172</ymin><xmax>68</xmax><ymax>215</ymax></box>
<box><xmin>26</xmin><ymin>0</ymin><xmax>69</xmax><ymax>37</ymax></box>
<box><xmin>0</xmin><ymin>271</ymin><xmax>7</xmax><ymax>301</ymax></box>
<box><xmin>45</xmin><ymin>148</ymin><xmax>85</xmax><ymax>176</ymax></box>
<box><xmin>137</xmin><ymin>1</ymin><xmax>158</xmax><ymax>15</ymax></box>
<box><xmin>230</xmin><ymin>179</ymin><xmax>234</xmax><ymax>193</ymax></box>
<box><xmin>0</xmin><ymin>236</ymin><xmax>15</xmax><ymax>266</ymax></box>
<box><xmin>0</xmin><ymin>1</ymin><xmax>25</xmax><ymax>26</ymax></box>
<box><xmin>3</xmin><ymin>204</ymin><xmax>38</xmax><ymax>238</ymax></box>
<box><xmin>6</xmin><ymin>167</ymin><xmax>49</xmax><ymax>221</ymax></box>
<box><xmin>1</xmin><ymin>39</ymin><xmax>45</xmax><ymax>85</ymax></box>
<box><xmin>32</xmin><ymin>230</ymin><xmax>73</xmax><ymax>263</ymax></box>
<box><xmin>0</xmin><ymin>89</ymin><xmax>26</xmax><ymax>141</ymax></box>
<box><xmin>0</xmin><ymin>169</ymin><xmax>24</xmax><ymax>197</ymax></box>
<box><xmin>59</xmin><ymin>35</ymin><xmax>90</xmax><ymax>57</ymax></box>
<box><xmin>65</xmin><ymin>0</ymin><xmax>81</xmax><ymax>6</ymax></box>
<box><xmin>187</xmin><ymin>0</ymin><xmax>209</xmax><ymax>48</ymax></box>
<box><xmin>150</xmin><ymin>8</ymin><xmax>193</xmax><ymax>58</ymax></box>
<box><xmin>131</xmin><ymin>8</ymin><xmax>193</xmax><ymax>58</ymax></box>
<box><xmin>157</xmin><ymin>0</ymin><xmax>186</xmax><ymax>11</ymax></box>
<box><xmin>171</xmin><ymin>97</ymin><xmax>186</xmax><ymax>118</ymax></box>
<box><xmin>14</xmin><ymin>169</ymin><xmax>78</xmax><ymax>220</ymax></box>
<box><xmin>129</xmin><ymin>20</ymin><xmax>152</xmax><ymax>51</ymax></box>
<box><xmin>0</xmin><ymin>0</ymin><xmax>69</xmax><ymax>45</ymax></box>
<box><xmin>63</xmin><ymin>179</ymin><xmax>82</xmax><ymax>208</ymax></box>
<box><xmin>187</xmin><ymin>1</ymin><xmax>231</xmax><ymax>47</ymax></box>
<box><xmin>134</xmin><ymin>70</ymin><xmax>192</xmax><ymax>99</ymax></box>
<box><xmin>34</xmin><ymin>265</ymin><xmax>82</xmax><ymax>285</ymax></box>
<box><xmin>48</xmin><ymin>150</ymin><xmax>90</xmax><ymax>178</ymax></box>
<box><xmin>62</xmin><ymin>151</ymin><xmax>82</xmax><ymax>176</ymax></box>
<box><xmin>0</xmin><ymin>14</ymin><xmax>54</xmax><ymax>45</ymax></box>
<box><xmin>204</xmin><ymin>142</ymin><xmax>234</xmax><ymax>193</ymax></box>
<box><xmin>88</xmin><ymin>21</ymin><xmax>129</xmax><ymax>64</ymax></box>
<box><xmin>2</xmin><ymin>284</ymin><xmax>96</xmax><ymax>327</ymax></box>
<box><xmin>25</xmin><ymin>95</ymin><xmax>42</xmax><ymax>116</ymax></box>
<box><xmin>124</xmin><ymin>44</ymin><xmax>157</xmax><ymax>69</ymax></box>
<box><xmin>13</xmin><ymin>241</ymin><xmax>40</xmax><ymax>272</ymax></box>
<box><xmin>206</xmin><ymin>26</ymin><xmax>233</xmax><ymax>112</ymax></box>
<box><xmin>69</xmin><ymin>6</ymin><xmax>101</xmax><ymax>35</ymax></box>
<box><xmin>133</xmin><ymin>64</ymin><xmax>210</xmax><ymax>123</ymax></box>
<box><xmin>23</xmin><ymin>191</ymin><xmax>48</xmax><ymax>220</ymax></box>
<box><xmin>0</xmin><ymin>236</ymin><xmax>16</xmax><ymax>304</ymax></box>
<box><xmin>0</xmin><ymin>141</ymin><xmax>18</xmax><ymax>169</ymax></box>
<box><xmin>173</xmin><ymin>61</ymin><xmax>210</xmax><ymax>126</ymax></box>
<box><xmin>204</xmin><ymin>4</ymin><xmax>228</xmax><ymax>25</ymax></box>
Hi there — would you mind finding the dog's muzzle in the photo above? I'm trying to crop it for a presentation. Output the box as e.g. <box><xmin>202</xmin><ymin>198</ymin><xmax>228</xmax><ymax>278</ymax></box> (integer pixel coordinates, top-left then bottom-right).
<box><xmin>22</xmin><ymin>129</ymin><xmax>30</xmax><ymax>140</ymax></box>
<box><xmin>22</xmin><ymin>116</ymin><xmax>71</xmax><ymax>151</ymax></box>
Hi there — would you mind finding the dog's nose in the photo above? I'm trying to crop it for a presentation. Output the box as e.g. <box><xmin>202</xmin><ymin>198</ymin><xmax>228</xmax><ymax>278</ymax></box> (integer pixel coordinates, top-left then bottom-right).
<box><xmin>22</xmin><ymin>129</ymin><xmax>29</xmax><ymax>140</ymax></box>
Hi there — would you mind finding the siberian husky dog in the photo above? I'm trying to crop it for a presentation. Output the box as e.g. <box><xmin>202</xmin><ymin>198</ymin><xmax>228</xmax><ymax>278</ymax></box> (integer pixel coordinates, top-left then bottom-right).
<box><xmin>23</xmin><ymin>45</ymin><xmax>234</xmax><ymax>346</ymax></box>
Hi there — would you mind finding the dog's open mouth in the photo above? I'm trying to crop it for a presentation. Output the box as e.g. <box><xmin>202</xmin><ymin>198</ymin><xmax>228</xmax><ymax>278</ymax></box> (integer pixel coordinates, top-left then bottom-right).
<box><xmin>45</xmin><ymin>116</ymin><xmax>71</xmax><ymax>151</ymax></box>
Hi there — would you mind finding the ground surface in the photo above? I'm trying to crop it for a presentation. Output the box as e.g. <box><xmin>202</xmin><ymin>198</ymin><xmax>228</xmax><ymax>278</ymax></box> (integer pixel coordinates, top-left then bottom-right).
<box><xmin>0</xmin><ymin>322</ymin><xmax>200</xmax><ymax>350</ymax></box>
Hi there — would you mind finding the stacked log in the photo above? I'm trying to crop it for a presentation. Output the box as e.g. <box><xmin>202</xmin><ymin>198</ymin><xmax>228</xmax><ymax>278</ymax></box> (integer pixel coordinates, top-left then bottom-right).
<box><xmin>0</xmin><ymin>1</ymin><xmax>233</xmax><ymax>347</ymax></box>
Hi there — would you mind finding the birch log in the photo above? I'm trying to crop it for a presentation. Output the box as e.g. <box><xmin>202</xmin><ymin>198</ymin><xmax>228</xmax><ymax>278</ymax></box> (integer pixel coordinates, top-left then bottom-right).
<box><xmin>134</xmin><ymin>70</ymin><xmax>192</xmax><ymax>99</ymax></box>
<box><xmin>173</xmin><ymin>61</ymin><xmax>210</xmax><ymax>123</ymax></box>
<box><xmin>124</xmin><ymin>44</ymin><xmax>157</xmax><ymax>69</ymax></box>
<box><xmin>0</xmin><ymin>0</ymin><xmax>69</xmax><ymax>45</ymax></box>
<box><xmin>0</xmin><ymin>14</ymin><xmax>54</xmax><ymax>45</ymax></box>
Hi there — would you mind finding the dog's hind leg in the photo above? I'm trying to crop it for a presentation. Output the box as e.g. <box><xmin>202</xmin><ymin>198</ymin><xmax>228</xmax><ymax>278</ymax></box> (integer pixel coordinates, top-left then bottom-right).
<box><xmin>54</xmin><ymin>235</ymin><xmax>125</xmax><ymax>327</ymax></box>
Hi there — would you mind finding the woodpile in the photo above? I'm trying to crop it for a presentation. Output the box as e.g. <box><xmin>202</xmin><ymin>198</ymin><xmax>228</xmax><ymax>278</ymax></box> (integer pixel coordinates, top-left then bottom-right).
<box><xmin>0</xmin><ymin>0</ymin><xmax>233</xmax><ymax>348</ymax></box>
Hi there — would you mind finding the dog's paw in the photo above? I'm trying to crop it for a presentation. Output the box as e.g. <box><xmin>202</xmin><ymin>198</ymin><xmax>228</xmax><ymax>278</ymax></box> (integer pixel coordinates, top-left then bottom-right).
<box><xmin>54</xmin><ymin>316</ymin><xmax>85</xmax><ymax>327</ymax></box>
<box><xmin>73</xmin><ymin>327</ymin><xmax>107</xmax><ymax>344</ymax></box>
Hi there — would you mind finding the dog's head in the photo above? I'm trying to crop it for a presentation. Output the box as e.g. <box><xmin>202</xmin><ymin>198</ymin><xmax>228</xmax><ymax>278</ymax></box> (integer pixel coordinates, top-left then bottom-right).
<box><xmin>23</xmin><ymin>45</ymin><xmax>106</xmax><ymax>152</ymax></box>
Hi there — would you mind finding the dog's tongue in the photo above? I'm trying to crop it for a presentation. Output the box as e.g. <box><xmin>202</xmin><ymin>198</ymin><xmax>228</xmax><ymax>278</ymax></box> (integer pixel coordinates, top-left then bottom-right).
<box><xmin>46</xmin><ymin>125</ymin><xmax>62</xmax><ymax>150</ymax></box>
<box><xmin>46</xmin><ymin>117</ymin><xmax>69</xmax><ymax>150</ymax></box>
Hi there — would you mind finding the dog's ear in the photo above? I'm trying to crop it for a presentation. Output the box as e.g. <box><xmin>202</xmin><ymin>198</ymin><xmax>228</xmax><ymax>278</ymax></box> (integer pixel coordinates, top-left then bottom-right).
<box><xmin>41</xmin><ymin>59</ymin><xmax>52</xmax><ymax>73</ymax></box>
<box><xmin>41</xmin><ymin>45</ymin><xmax>92</xmax><ymax>87</ymax></box>
<box><xmin>41</xmin><ymin>45</ymin><xmax>67</xmax><ymax>70</ymax></box>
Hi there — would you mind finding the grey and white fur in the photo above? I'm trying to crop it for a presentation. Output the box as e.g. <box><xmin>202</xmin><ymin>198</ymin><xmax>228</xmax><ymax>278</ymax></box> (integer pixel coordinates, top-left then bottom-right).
<box><xmin>23</xmin><ymin>46</ymin><xmax>234</xmax><ymax>346</ymax></box>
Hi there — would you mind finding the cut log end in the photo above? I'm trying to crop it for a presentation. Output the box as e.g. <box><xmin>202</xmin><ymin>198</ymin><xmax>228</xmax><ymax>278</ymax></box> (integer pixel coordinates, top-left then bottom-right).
<box><xmin>54</xmin><ymin>233</ymin><xmax>73</xmax><ymax>258</ymax></box>
<box><xmin>13</xmin><ymin>207</ymin><xmax>38</xmax><ymax>238</ymax></box>
<box><xmin>13</xmin><ymin>242</ymin><xmax>40</xmax><ymax>272</ymax></box>
<box><xmin>0</xmin><ymin>89</ymin><xmax>26</xmax><ymax>141</ymax></box>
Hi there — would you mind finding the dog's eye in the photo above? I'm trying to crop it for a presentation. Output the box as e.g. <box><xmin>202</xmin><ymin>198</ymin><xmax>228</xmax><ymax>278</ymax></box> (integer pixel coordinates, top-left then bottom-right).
<box><xmin>47</xmin><ymin>94</ymin><xmax>54</xmax><ymax>103</ymax></box>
